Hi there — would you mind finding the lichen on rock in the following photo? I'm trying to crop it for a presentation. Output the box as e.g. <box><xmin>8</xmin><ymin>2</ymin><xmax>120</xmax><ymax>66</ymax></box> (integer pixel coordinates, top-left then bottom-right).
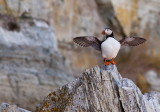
<box><xmin>36</xmin><ymin>65</ymin><xmax>160</xmax><ymax>112</ymax></box>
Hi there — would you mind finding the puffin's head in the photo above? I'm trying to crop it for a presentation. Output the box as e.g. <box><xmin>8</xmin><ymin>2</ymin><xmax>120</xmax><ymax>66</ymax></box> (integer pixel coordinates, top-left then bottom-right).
<box><xmin>101</xmin><ymin>28</ymin><xmax>113</xmax><ymax>37</ymax></box>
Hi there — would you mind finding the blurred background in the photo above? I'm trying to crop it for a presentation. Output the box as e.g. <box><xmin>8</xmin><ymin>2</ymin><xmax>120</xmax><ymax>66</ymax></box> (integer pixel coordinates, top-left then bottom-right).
<box><xmin>0</xmin><ymin>0</ymin><xmax>160</xmax><ymax>111</ymax></box>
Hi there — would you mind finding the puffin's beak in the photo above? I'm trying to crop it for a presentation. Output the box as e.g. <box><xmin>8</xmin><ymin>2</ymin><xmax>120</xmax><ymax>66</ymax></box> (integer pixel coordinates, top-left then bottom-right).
<box><xmin>101</xmin><ymin>30</ymin><xmax>105</xmax><ymax>35</ymax></box>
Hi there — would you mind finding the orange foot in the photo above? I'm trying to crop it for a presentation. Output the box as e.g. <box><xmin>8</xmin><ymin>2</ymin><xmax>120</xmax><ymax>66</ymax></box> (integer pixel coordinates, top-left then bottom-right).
<box><xmin>104</xmin><ymin>58</ymin><xmax>111</xmax><ymax>66</ymax></box>
<box><xmin>103</xmin><ymin>58</ymin><xmax>116</xmax><ymax>65</ymax></box>
<box><xmin>104</xmin><ymin>61</ymin><xmax>110</xmax><ymax>66</ymax></box>
<box><xmin>110</xmin><ymin>58</ymin><xmax>116</xmax><ymax>65</ymax></box>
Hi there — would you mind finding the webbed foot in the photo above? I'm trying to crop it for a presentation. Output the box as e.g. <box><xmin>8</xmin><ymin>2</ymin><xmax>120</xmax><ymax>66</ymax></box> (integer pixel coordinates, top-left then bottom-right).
<box><xmin>103</xmin><ymin>58</ymin><xmax>116</xmax><ymax>65</ymax></box>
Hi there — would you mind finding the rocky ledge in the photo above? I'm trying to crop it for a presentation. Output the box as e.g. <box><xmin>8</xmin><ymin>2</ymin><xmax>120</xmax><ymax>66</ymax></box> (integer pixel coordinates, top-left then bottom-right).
<box><xmin>0</xmin><ymin>103</ymin><xmax>31</xmax><ymax>112</ymax></box>
<box><xmin>36</xmin><ymin>65</ymin><xmax>160</xmax><ymax>112</ymax></box>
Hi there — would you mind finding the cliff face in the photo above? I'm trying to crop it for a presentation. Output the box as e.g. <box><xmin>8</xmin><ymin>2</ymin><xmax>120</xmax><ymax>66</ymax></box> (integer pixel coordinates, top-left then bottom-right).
<box><xmin>112</xmin><ymin>0</ymin><xmax>160</xmax><ymax>56</ymax></box>
<box><xmin>0</xmin><ymin>0</ymin><xmax>104</xmax><ymax>42</ymax></box>
<box><xmin>1</xmin><ymin>0</ymin><xmax>159</xmax><ymax>75</ymax></box>
<box><xmin>0</xmin><ymin>0</ymin><xmax>120</xmax><ymax>73</ymax></box>
<box><xmin>0</xmin><ymin>0</ymin><xmax>159</xmax><ymax>111</ymax></box>
<box><xmin>0</xmin><ymin>16</ymin><xmax>74</xmax><ymax>111</ymax></box>
<box><xmin>1</xmin><ymin>0</ymin><xmax>159</xmax><ymax>74</ymax></box>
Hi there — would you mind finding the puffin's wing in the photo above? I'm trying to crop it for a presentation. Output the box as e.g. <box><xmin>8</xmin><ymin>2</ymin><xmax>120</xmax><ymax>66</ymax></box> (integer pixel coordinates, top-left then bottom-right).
<box><xmin>119</xmin><ymin>37</ymin><xmax>146</xmax><ymax>46</ymax></box>
<box><xmin>73</xmin><ymin>36</ymin><xmax>101</xmax><ymax>51</ymax></box>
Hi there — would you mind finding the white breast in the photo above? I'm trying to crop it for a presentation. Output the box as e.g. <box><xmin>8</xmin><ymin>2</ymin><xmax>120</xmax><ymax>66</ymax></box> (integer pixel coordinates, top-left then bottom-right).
<box><xmin>101</xmin><ymin>37</ymin><xmax>121</xmax><ymax>60</ymax></box>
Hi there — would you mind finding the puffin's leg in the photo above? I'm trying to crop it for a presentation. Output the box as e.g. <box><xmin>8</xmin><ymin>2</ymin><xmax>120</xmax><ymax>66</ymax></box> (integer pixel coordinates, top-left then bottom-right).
<box><xmin>104</xmin><ymin>58</ymin><xmax>110</xmax><ymax>66</ymax></box>
<box><xmin>110</xmin><ymin>58</ymin><xmax>116</xmax><ymax>65</ymax></box>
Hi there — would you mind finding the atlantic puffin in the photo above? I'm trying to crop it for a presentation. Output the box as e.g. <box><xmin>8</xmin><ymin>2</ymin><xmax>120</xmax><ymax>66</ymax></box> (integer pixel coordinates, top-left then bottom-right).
<box><xmin>73</xmin><ymin>28</ymin><xmax>146</xmax><ymax>66</ymax></box>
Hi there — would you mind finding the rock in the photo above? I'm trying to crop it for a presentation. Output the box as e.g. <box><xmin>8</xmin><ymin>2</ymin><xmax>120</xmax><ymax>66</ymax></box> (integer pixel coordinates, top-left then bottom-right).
<box><xmin>0</xmin><ymin>0</ymin><xmax>122</xmax><ymax>74</ymax></box>
<box><xmin>1</xmin><ymin>0</ymin><xmax>155</xmax><ymax>78</ymax></box>
<box><xmin>0</xmin><ymin>14</ymin><xmax>20</xmax><ymax>32</ymax></box>
<box><xmin>0</xmin><ymin>0</ymin><xmax>104</xmax><ymax>42</ymax></box>
<box><xmin>0</xmin><ymin>0</ymin><xmax>159</xmax><ymax>110</ymax></box>
<box><xmin>37</xmin><ymin>65</ymin><xmax>160</xmax><ymax>112</ymax></box>
<box><xmin>145</xmin><ymin>70</ymin><xmax>160</xmax><ymax>92</ymax></box>
<box><xmin>0</xmin><ymin>103</ymin><xmax>31</xmax><ymax>112</ymax></box>
<box><xmin>56</xmin><ymin>0</ymin><xmax>122</xmax><ymax>74</ymax></box>
<box><xmin>111</xmin><ymin>0</ymin><xmax>160</xmax><ymax>56</ymax></box>
<box><xmin>136</xmin><ymin>74</ymin><xmax>150</xmax><ymax>93</ymax></box>
<box><xmin>0</xmin><ymin>16</ymin><xmax>74</xmax><ymax>111</ymax></box>
<box><xmin>95</xmin><ymin>0</ymin><xmax>126</xmax><ymax>36</ymax></box>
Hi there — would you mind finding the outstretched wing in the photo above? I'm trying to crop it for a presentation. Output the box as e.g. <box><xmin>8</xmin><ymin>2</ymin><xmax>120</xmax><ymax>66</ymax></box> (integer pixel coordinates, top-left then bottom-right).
<box><xmin>73</xmin><ymin>36</ymin><xmax>101</xmax><ymax>51</ymax></box>
<box><xmin>119</xmin><ymin>37</ymin><xmax>146</xmax><ymax>46</ymax></box>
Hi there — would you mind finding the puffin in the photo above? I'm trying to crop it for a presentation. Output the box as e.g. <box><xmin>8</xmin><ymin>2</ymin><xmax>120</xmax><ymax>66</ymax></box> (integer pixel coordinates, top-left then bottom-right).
<box><xmin>73</xmin><ymin>28</ymin><xmax>146</xmax><ymax>66</ymax></box>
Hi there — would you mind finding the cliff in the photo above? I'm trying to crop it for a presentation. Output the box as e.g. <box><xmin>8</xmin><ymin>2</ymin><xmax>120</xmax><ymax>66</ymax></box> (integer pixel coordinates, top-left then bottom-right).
<box><xmin>0</xmin><ymin>0</ymin><xmax>159</xmax><ymax>79</ymax></box>
<box><xmin>0</xmin><ymin>0</ymin><xmax>160</xmax><ymax>111</ymax></box>
<box><xmin>0</xmin><ymin>15</ymin><xmax>74</xmax><ymax>111</ymax></box>
<box><xmin>36</xmin><ymin>65</ymin><xmax>160</xmax><ymax>112</ymax></box>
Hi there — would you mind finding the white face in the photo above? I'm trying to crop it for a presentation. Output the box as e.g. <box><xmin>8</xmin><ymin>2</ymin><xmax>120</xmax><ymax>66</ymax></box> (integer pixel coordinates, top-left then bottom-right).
<box><xmin>105</xmin><ymin>29</ymin><xmax>112</xmax><ymax>35</ymax></box>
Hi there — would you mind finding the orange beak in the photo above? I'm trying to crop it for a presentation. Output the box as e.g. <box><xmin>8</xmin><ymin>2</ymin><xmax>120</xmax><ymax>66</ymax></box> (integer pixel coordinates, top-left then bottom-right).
<box><xmin>101</xmin><ymin>30</ymin><xmax>105</xmax><ymax>35</ymax></box>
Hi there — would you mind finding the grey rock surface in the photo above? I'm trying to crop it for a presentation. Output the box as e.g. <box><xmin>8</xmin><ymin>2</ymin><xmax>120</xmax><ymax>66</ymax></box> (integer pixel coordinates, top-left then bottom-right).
<box><xmin>0</xmin><ymin>103</ymin><xmax>31</xmax><ymax>112</ymax></box>
<box><xmin>111</xmin><ymin>0</ymin><xmax>160</xmax><ymax>55</ymax></box>
<box><xmin>1</xmin><ymin>0</ymin><xmax>156</xmax><ymax>78</ymax></box>
<box><xmin>0</xmin><ymin>17</ymin><xmax>74</xmax><ymax>111</ymax></box>
<box><xmin>37</xmin><ymin>65</ymin><xmax>160</xmax><ymax>112</ymax></box>
<box><xmin>1</xmin><ymin>0</ymin><xmax>104</xmax><ymax>42</ymax></box>
<box><xmin>145</xmin><ymin>70</ymin><xmax>160</xmax><ymax>92</ymax></box>
<box><xmin>0</xmin><ymin>0</ymin><xmax>121</xmax><ymax>74</ymax></box>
